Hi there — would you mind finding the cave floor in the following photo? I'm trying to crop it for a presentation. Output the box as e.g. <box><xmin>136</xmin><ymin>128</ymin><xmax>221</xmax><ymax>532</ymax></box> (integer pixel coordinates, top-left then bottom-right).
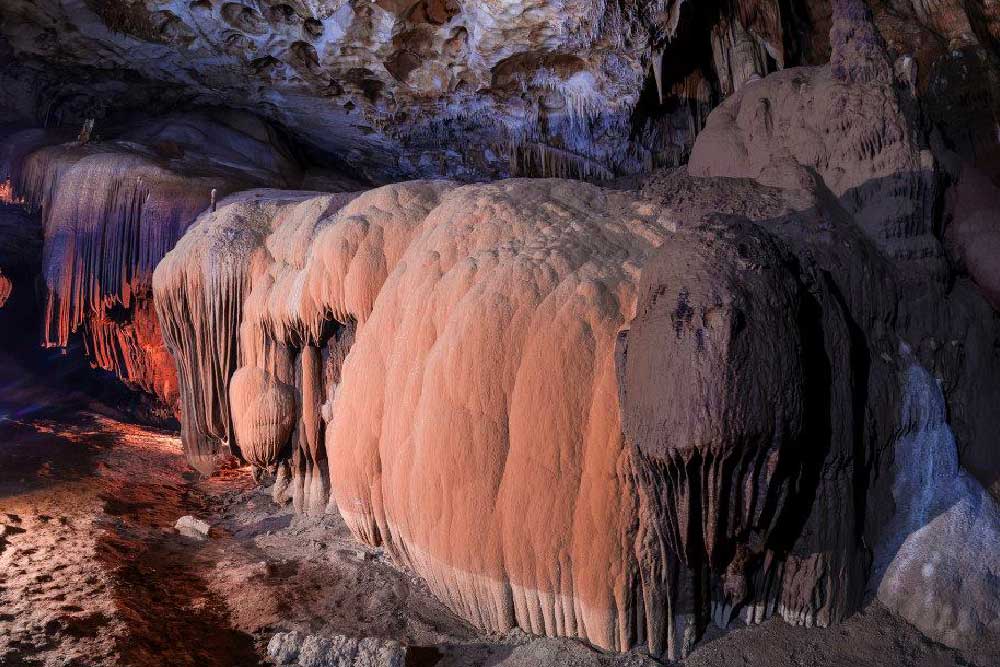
<box><xmin>0</xmin><ymin>366</ymin><xmax>986</xmax><ymax>667</ymax></box>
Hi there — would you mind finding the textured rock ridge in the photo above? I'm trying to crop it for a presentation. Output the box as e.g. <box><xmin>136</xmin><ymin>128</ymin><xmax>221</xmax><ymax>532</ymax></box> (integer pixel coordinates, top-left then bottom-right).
<box><xmin>154</xmin><ymin>170</ymin><xmax>913</xmax><ymax>660</ymax></box>
<box><xmin>4</xmin><ymin>0</ymin><xmax>999</xmax><ymax>182</ymax></box>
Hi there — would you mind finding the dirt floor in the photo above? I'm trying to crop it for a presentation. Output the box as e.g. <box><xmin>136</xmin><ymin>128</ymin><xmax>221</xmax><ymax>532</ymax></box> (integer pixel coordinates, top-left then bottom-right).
<box><xmin>0</xmin><ymin>354</ymin><xmax>990</xmax><ymax>667</ymax></box>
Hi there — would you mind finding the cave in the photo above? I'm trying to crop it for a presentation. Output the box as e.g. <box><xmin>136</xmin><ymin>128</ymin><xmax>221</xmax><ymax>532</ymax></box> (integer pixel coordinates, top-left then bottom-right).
<box><xmin>1</xmin><ymin>0</ymin><xmax>1000</xmax><ymax>665</ymax></box>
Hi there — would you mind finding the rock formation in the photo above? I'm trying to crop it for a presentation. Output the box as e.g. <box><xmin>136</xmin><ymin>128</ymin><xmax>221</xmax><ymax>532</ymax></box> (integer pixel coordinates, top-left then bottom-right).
<box><xmin>874</xmin><ymin>349</ymin><xmax>1000</xmax><ymax>661</ymax></box>
<box><xmin>2</xmin><ymin>0</ymin><xmax>1000</xmax><ymax>663</ymax></box>
<box><xmin>153</xmin><ymin>187</ymin><xmax>376</xmax><ymax>473</ymax></box>
<box><xmin>3</xmin><ymin>0</ymin><xmax>998</xmax><ymax>182</ymax></box>
<box><xmin>1</xmin><ymin>111</ymin><xmax>301</xmax><ymax>408</ymax></box>
<box><xmin>144</xmin><ymin>2</ymin><xmax>1000</xmax><ymax>661</ymax></box>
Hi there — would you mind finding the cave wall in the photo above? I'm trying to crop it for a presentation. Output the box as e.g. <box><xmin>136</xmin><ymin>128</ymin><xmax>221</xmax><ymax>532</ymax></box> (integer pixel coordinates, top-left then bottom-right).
<box><xmin>4</xmin><ymin>0</ymin><xmax>996</xmax><ymax>182</ymax></box>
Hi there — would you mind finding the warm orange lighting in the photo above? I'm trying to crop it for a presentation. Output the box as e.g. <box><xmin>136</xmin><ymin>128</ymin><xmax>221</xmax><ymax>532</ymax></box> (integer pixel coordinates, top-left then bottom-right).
<box><xmin>0</xmin><ymin>179</ymin><xmax>22</xmax><ymax>204</ymax></box>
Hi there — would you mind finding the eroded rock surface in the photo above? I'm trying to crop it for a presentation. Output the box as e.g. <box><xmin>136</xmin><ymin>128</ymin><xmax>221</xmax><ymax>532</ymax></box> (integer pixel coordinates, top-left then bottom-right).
<box><xmin>4</xmin><ymin>0</ymin><xmax>997</xmax><ymax>181</ymax></box>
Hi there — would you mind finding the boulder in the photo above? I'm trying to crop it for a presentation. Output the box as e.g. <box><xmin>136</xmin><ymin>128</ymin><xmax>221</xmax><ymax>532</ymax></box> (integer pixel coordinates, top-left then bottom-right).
<box><xmin>875</xmin><ymin>351</ymin><xmax>1000</xmax><ymax>663</ymax></box>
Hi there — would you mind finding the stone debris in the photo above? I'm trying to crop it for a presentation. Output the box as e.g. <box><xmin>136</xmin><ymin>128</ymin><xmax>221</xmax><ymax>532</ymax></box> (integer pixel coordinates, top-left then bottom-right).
<box><xmin>268</xmin><ymin>631</ymin><xmax>406</xmax><ymax>667</ymax></box>
<box><xmin>174</xmin><ymin>515</ymin><xmax>211</xmax><ymax>538</ymax></box>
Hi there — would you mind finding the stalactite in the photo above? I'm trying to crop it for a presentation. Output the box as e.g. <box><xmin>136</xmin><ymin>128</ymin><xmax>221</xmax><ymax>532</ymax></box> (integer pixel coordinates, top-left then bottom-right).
<box><xmin>5</xmin><ymin>112</ymin><xmax>301</xmax><ymax>411</ymax></box>
<box><xmin>154</xmin><ymin>192</ymin><xmax>289</xmax><ymax>473</ymax></box>
<box><xmin>509</xmin><ymin>142</ymin><xmax>615</xmax><ymax>181</ymax></box>
<box><xmin>35</xmin><ymin>151</ymin><xmax>218</xmax><ymax>406</ymax></box>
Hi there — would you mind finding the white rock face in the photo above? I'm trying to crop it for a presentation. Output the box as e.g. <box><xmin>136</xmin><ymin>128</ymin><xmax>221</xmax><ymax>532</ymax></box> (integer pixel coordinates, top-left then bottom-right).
<box><xmin>875</xmin><ymin>347</ymin><xmax>1000</xmax><ymax>655</ymax></box>
<box><xmin>267</xmin><ymin>631</ymin><xmax>406</xmax><ymax>667</ymax></box>
<box><xmin>174</xmin><ymin>515</ymin><xmax>211</xmax><ymax>538</ymax></box>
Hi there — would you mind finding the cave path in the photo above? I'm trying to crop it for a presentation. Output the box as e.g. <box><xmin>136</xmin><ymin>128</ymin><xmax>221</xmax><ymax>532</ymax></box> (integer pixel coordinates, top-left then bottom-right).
<box><xmin>0</xmin><ymin>382</ymin><xmax>262</xmax><ymax>667</ymax></box>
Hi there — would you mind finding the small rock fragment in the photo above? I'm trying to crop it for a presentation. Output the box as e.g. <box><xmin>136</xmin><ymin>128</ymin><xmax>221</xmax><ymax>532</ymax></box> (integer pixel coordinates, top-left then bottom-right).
<box><xmin>268</xmin><ymin>630</ymin><xmax>304</xmax><ymax>664</ymax></box>
<box><xmin>174</xmin><ymin>515</ymin><xmax>211</xmax><ymax>538</ymax></box>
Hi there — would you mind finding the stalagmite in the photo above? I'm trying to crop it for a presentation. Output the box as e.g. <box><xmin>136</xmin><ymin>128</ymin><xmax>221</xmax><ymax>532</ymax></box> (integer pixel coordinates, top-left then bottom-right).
<box><xmin>652</xmin><ymin>49</ymin><xmax>665</xmax><ymax>103</ymax></box>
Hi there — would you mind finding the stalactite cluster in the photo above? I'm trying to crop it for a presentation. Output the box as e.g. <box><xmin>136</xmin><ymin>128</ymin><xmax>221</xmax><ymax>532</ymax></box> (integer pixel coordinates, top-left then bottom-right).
<box><xmin>0</xmin><ymin>112</ymin><xmax>301</xmax><ymax>408</ymax></box>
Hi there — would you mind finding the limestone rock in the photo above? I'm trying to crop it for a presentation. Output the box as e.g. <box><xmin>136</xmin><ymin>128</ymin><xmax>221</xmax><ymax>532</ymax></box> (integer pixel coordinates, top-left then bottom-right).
<box><xmin>875</xmin><ymin>352</ymin><xmax>1000</xmax><ymax>662</ymax></box>
<box><xmin>268</xmin><ymin>631</ymin><xmax>406</xmax><ymax>667</ymax></box>
<box><xmin>4</xmin><ymin>0</ymin><xmax>998</xmax><ymax>182</ymax></box>
<box><xmin>174</xmin><ymin>515</ymin><xmax>211</xmax><ymax>538</ymax></box>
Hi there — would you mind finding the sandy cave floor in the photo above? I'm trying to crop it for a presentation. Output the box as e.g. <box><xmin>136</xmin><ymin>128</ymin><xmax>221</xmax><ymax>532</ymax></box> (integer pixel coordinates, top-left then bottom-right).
<box><xmin>0</xmin><ymin>360</ymin><xmax>988</xmax><ymax>667</ymax></box>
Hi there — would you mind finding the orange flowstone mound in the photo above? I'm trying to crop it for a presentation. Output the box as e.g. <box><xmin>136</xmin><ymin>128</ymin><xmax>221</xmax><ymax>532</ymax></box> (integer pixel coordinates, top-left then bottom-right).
<box><xmin>156</xmin><ymin>174</ymin><xmax>903</xmax><ymax>659</ymax></box>
<box><xmin>324</xmin><ymin>180</ymin><xmax>675</xmax><ymax>648</ymax></box>
<box><xmin>150</xmin><ymin>10</ymin><xmax>1000</xmax><ymax>655</ymax></box>
<box><xmin>157</xmin><ymin>177</ymin><xmax>678</xmax><ymax>645</ymax></box>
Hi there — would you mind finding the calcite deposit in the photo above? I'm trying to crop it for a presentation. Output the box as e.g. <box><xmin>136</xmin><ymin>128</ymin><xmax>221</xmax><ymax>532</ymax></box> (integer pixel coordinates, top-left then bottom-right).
<box><xmin>145</xmin><ymin>3</ymin><xmax>1000</xmax><ymax>660</ymax></box>
<box><xmin>3</xmin><ymin>0</ymin><xmax>996</xmax><ymax>182</ymax></box>
<box><xmin>1</xmin><ymin>111</ymin><xmax>301</xmax><ymax>408</ymax></box>
<box><xmin>3</xmin><ymin>0</ymin><xmax>1000</xmax><ymax>664</ymax></box>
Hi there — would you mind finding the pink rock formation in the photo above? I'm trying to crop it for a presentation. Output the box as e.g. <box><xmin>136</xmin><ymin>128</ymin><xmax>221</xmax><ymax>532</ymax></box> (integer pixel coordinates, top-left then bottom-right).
<box><xmin>321</xmin><ymin>179</ymin><xmax>674</xmax><ymax>649</ymax></box>
<box><xmin>229</xmin><ymin>367</ymin><xmax>297</xmax><ymax>468</ymax></box>
<box><xmin>153</xmin><ymin>189</ymin><xmax>364</xmax><ymax>474</ymax></box>
<box><xmin>111</xmin><ymin>1</ymin><xmax>1000</xmax><ymax>661</ymax></box>
<box><xmin>149</xmin><ymin>15</ymin><xmax>1000</xmax><ymax>650</ymax></box>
